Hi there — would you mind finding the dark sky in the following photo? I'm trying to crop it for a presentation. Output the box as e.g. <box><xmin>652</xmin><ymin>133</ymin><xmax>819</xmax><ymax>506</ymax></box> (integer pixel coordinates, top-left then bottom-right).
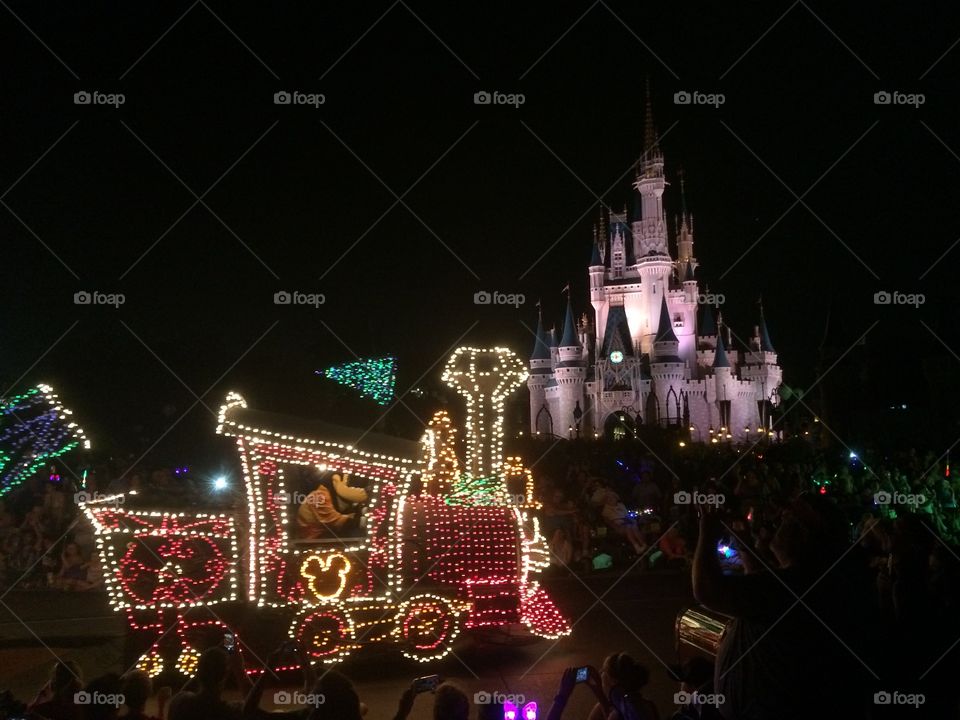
<box><xmin>3</xmin><ymin>1</ymin><xmax>960</xmax><ymax>464</ymax></box>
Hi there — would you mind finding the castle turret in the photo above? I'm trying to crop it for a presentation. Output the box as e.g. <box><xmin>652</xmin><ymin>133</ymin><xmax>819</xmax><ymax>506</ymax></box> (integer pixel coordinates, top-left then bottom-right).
<box><xmin>633</xmin><ymin>81</ymin><xmax>668</xmax><ymax>259</ymax></box>
<box><xmin>652</xmin><ymin>295</ymin><xmax>680</xmax><ymax>362</ymax></box>
<box><xmin>528</xmin><ymin>309</ymin><xmax>553</xmax><ymax>434</ymax></box>
<box><xmin>549</xmin><ymin>298</ymin><xmax>587</xmax><ymax>437</ymax></box>
<box><xmin>710</xmin><ymin>328</ymin><xmax>739</xmax><ymax>436</ymax></box>
<box><xmin>682</xmin><ymin>261</ymin><xmax>697</xmax><ymax>303</ymax></box>
<box><xmin>589</xmin><ymin>208</ymin><xmax>606</xmax><ymax>304</ymax></box>
<box><xmin>676</xmin><ymin>174</ymin><xmax>695</xmax><ymax>269</ymax></box>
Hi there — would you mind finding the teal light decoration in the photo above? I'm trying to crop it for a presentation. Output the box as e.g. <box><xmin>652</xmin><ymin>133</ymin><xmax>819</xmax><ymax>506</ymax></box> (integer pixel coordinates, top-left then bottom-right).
<box><xmin>444</xmin><ymin>473</ymin><xmax>504</xmax><ymax>506</ymax></box>
<box><xmin>318</xmin><ymin>356</ymin><xmax>397</xmax><ymax>405</ymax></box>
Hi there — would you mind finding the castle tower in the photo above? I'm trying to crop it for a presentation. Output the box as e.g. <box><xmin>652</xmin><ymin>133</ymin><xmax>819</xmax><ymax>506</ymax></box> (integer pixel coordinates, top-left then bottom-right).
<box><xmin>676</xmin><ymin>174</ymin><xmax>696</xmax><ymax>270</ymax></box>
<box><xmin>711</xmin><ymin>328</ymin><xmax>734</xmax><ymax>433</ymax></box>
<box><xmin>547</xmin><ymin>298</ymin><xmax>587</xmax><ymax>437</ymax></box>
<box><xmin>649</xmin><ymin>295</ymin><xmax>687</xmax><ymax>425</ymax></box>
<box><xmin>742</xmin><ymin>305</ymin><xmax>783</xmax><ymax>430</ymax></box>
<box><xmin>682</xmin><ymin>261</ymin><xmax>697</xmax><ymax>303</ymax></box>
<box><xmin>633</xmin><ymin>81</ymin><xmax>669</xmax><ymax>259</ymax></box>
<box><xmin>528</xmin><ymin>309</ymin><xmax>554</xmax><ymax>435</ymax></box>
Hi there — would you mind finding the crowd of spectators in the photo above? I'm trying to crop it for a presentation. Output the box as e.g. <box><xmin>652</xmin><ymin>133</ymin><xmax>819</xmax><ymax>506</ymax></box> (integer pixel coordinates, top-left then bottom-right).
<box><xmin>6</xmin><ymin>438</ymin><xmax>960</xmax><ymax>717</ymax></box>
<box><xmin>6</xmin><ymin>644</ymin><xmax>664</xmax><ymax>720</ymax></box>
<box><xmin>0</xmin><ymin>459</ymin><xmax>222</xmax><ymax>592</ymax></box>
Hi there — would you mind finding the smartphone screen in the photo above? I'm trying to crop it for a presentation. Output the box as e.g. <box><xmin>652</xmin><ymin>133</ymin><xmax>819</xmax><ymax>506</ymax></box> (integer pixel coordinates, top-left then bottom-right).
<box><xmin>575</xmin><ymin>666</ymin><xmax>589</xmax><ymax>683</ymax></box>
<box><xmin>413</xmin><ymin>675</ymin><xmax>440</xmax><ymax>693</ymax></box>
<box><xmin>223</xmin><ymin>631</ymin><xmax>235</xmax><ymax>653</ymax></box>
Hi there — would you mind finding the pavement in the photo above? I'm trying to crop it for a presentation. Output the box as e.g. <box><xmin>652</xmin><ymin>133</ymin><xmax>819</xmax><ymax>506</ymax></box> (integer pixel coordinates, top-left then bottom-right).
<box><xmin>0</xmin><ymin>566</ymin><xmax>693</xmax><ymax>719</ymax></box>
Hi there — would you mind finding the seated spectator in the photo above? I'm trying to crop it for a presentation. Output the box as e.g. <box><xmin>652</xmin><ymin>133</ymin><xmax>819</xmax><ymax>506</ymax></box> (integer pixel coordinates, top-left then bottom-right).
<box><xmin>56</xmin><ymin>543</ymin><xmax>88</xmax><ymax>590</ymax></box>
<box><xmin>542</xmin><ymin>488</ymin><xmax>578</xmax><ymax>566</ymax></box>
<box><xmin>168</xmin><ymin>648</ymin><xmax>249</xmax><ymax>720</ymax></box>
<box><xmin>596</xmin><ymin>653</ymin><xmax>658</xmax><ymax>720</ymax></box>
<box><xmin>669</xmin><ymin>658</ymin><xmax>721</xmax><ymax>720</ymax></box>
<box><xmin>631</xmin><ymin>474</ymin><xmax>662</xmax><ymax>512</ymax></box>
<box><xmin>308</xmin><ymin>670</ymin><xmax>365</xmax><ymax>720</ymax></box>
<box><xmin>120</xmin><ymin>671</ymin><xmax>164</xmax><ymax>720</ymax></box>
<box><xmin>244</xmin><ymin>640</ymin><xmax>365</xmax><ymax>720</ymax></box>
<box><xmin>80</xmin><ymin>674</ymin><xmax>123</xmax><ymax>720</ymax></box>
<box><xmin>28</xmin><ymin>661</ymin><xmax>83</xmax><ymax>720</ymax></box>
<box><xmin>658</xmin><ymin>527</ymin><xmax>688</xmax><ymax>564</ymax></box>
<box><xmin>589</xmin><ymin>481</ymin><xmax>647</xmax><ymax>555</ymax></box>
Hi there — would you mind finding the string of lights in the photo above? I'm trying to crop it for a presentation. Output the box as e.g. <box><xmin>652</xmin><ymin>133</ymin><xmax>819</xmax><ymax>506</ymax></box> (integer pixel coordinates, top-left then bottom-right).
<box><xmin>0</xmin><ymin>384</ymin><xmax>90</xmax><ymax>496</ymax></box>
<box><xmin>317</xmin><ymin>356</ymin><xmax>397</xmax><ymax>405</ymax></box>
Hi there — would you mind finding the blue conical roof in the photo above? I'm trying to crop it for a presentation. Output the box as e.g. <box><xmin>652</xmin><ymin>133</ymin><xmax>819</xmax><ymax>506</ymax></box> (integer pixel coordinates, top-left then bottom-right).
<box><xmin>759</xmin><ymin>312</ymin><xmax>775</xmax><ymax>353</ymax></box>
<box><xmin>590</xmin><ymin>241</ymin><xmax>602</xmax><ymax>267</ymax></box>
<box><xmin>654</xmin><ymin>295</ymin><xmax>678</xmax><ymax>344</ymax></box>
<box><xmin>698</xmin><ymin>304</ymin><xmax>717</xmax><ymax>336</ymax></box>
<box><xmin>560</xmin><ymin>298</ymin><xmax>580</xmax><ymax>347</ymax></box>
<box><xmin>713</xmin><ymin>329</ymin><xmax>730</xmax><ymax>368</ymax></box>
<box><xmin>531</xmin><ymin>312</ymin><xmax>551</xmax><ymax>360</ymax></box>
<box><xmin>683</xmin><ymin>261</ymin><xmax>695</xmax><ymax>282</ymax></box>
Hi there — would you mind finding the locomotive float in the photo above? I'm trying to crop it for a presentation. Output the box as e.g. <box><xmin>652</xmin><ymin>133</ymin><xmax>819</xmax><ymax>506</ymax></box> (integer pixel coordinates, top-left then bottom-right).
<box><xmin>81</xmin><ymin>347</ymin><xmax>570</xmax><ymax>675</ymax></box>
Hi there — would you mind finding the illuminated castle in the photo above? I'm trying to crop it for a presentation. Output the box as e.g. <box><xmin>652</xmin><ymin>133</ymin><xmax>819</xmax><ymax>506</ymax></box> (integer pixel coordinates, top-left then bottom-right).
<box><xmin>527</xmin><ymin>99</ymin><xmax>782</xmax><ymax>444</ymax></box>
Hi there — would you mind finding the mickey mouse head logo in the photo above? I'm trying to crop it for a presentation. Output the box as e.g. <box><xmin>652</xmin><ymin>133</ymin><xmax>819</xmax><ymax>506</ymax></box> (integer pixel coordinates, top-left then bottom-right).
<box><xmin>300</xmin><ymin>552</ymin><xmax>351</xmax><ymax>602</ymax></box>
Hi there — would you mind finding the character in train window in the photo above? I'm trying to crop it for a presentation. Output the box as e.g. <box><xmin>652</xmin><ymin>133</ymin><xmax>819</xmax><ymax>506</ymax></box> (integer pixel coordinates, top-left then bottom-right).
<box><xmin>296</xmin><ymin>470</ymin><xmax>368</xmax><ymax>539</ymax></box>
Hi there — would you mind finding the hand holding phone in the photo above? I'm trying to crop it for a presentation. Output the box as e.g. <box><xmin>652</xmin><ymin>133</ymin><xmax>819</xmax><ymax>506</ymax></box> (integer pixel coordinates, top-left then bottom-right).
<box><xmin>412</xmin><ymin>675</ymin><xmax>440</xmax><ymax>694</ymax></box>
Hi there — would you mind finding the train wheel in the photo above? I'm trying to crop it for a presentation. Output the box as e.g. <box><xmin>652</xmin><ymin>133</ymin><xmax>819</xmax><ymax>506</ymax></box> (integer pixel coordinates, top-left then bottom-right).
<box><xmin>293</xmin><ymin>608</ymin><xmax>356</xmax><ymax>664</ymax></box>
<box><xmin>395</xmin><ymin>596</ymin><xmax>465</xmax><ymax>662</ymax></box>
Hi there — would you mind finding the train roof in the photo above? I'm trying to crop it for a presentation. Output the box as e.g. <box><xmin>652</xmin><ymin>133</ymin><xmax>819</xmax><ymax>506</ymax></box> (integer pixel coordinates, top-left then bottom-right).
<box><xmin>216</xmin><ymin>392</ymin><xmax>421</xmax><ymax>466</ymax></box>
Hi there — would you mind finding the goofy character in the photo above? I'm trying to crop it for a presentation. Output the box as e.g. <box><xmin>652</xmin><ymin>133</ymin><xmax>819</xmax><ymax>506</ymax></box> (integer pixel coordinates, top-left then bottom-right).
<box><xmin>296</xmin><ymin>471</ymin><xmax>368</xmax><ymax>539</ymax></box>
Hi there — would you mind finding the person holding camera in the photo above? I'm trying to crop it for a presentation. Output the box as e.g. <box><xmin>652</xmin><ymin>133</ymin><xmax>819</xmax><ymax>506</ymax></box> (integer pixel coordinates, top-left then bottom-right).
<box><xmin>391</xmin><ymin>678</ymin><xmax>468</xmax><ymax>720</ymax></box>
<box><xmin>547</xmin><ymin>655</ymin><xmax>657</xmax><ymax>720</ymax></box>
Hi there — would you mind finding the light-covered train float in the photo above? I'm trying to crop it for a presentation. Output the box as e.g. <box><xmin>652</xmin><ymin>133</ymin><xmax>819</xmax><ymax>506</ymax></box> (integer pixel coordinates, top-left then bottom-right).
<box><xmin>81</xmin><ymin>347</ymin><xmax>570</xmax><ymax>676</ymax></box>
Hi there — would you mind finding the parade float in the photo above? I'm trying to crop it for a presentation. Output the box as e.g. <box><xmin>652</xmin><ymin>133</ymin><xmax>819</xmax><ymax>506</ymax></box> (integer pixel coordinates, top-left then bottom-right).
<box><xmin>81</xmin><ymin>347</ymin><xmax>570</xmax><ymax>676</ymax></box>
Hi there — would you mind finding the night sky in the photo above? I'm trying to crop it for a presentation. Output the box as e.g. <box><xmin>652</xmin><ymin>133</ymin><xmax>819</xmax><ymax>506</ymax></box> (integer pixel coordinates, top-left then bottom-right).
<box><xmin>3</xmin><ymin>2</ymin><xmax>960</xmax><ymax>467</ymax></box>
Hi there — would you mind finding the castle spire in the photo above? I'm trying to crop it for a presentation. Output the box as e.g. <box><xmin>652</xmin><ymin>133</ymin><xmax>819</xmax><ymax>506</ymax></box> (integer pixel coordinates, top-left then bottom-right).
<box><xmin>679</xmin><ymin>168</ymin><xmax>688</xmax><ymax>218</ymax></box>
<box><xmin>644</xmin><ymin>76</ymin><xmax>659</xmax><ymax>158</ymax></box>
<box><xmin>560</xmin><ymin>296</ymin><xmax>580</xmax><ymax>347</ymax></box>
<box><xmin>530</xmin><ymin>305</ymin><xmax>551</xmax><ymax>360</ymax></box>
<box><xmin>654</xmin><ymin>294</ymin><xmax>678</xmax><ymax>344</ymax></box>
<box><xmin>713</xmin><ymin>326</ymin><xmax>731</xmax><ymax>368</ymax></box>
<box><xmin>758</xmin><ymin>300</ymin><xmax>776</xmax><ymax>353</ymax></box>
<box><xmin>639</xmin><ymin>77</ymin><xmax>664</xmax><ymax>180</ymax></box>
